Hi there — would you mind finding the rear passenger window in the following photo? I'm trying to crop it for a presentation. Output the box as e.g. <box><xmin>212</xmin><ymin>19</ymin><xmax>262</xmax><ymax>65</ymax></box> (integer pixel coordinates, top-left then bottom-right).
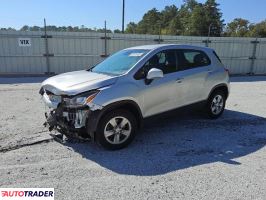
<box><xmin>177</xmin><ymin>49</ymin><xmax>211</xmax><ymax>71</ymax></box>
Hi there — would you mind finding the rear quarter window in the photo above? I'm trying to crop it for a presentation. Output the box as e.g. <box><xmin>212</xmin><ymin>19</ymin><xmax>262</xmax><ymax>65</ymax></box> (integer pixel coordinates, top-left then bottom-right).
<box><xmin>213</xmin><ymin>51</ymin><xmax>222</xmax><ymax>63</ymax></box>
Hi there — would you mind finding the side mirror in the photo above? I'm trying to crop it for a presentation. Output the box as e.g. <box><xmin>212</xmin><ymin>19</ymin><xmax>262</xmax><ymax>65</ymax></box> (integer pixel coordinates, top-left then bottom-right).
<box><xmin>146</xmin><ymin>68</ymin><xmax>164</xmax><ymax>80</ymax></box>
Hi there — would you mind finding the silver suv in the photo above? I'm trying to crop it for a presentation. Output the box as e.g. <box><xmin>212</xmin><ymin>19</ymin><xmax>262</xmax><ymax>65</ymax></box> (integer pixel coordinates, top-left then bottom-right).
<box><xmin>40</xmin><ymin>44</ymin><xmax>230</xmax><ymax>150</ymax></box>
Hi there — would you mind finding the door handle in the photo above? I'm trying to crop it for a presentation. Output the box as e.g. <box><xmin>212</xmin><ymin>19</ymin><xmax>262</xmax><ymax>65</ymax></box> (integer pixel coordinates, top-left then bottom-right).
<box><xmin>175</xmin><ymin>78</ymin><xmax>184</xmax><ymax>83</ymax></box>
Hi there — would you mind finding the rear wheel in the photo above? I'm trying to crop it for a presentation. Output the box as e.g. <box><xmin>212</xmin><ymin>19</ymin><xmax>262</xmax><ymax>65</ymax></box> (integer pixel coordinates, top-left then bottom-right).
<box><xmin>206</xmin><ymin>90</ymin><xmax>226</xmax><ymax>119</ymax></box>
<box><xmin>96</xmin><ymin>110</ymin><xmax>137</xmax><ymax>150</ymax></box>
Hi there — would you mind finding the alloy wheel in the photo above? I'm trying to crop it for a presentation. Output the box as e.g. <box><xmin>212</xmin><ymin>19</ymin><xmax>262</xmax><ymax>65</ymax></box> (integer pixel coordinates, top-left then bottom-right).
<box><xmin>211</xmin><ymin>94</ymin><xmax>224</xmax><ymax>115</ymax></box>
<box><xmin>104</xmin><ymin>116</ymin><xmax>132</xmax><ymax>144</ymax></box>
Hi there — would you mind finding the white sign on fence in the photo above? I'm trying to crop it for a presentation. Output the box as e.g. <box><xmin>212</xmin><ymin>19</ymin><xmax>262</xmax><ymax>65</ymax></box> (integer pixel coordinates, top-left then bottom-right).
<box><xmin>18</xmin><ymin>38</ymin><xmax>31</xmax><ymax>47</ymax></box>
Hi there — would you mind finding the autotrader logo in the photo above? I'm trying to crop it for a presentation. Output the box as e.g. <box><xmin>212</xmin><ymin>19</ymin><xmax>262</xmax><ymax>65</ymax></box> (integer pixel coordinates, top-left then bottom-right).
<box><xmin>0</xmin><ymin>188</ymin><xmax>54</xmax><ymax>200</ymax></box>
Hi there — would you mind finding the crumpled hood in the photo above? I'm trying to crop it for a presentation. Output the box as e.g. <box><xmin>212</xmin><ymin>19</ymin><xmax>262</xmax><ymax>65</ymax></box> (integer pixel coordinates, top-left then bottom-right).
<box><xmin>41</xmin><ymin>70</ymin><xmax>118</xmax><ymax>96</ymax></box>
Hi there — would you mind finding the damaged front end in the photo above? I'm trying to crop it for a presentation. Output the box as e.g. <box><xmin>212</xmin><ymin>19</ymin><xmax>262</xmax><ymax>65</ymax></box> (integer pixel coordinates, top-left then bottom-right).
<box><xmin>39</xmin><ymin>87</ymin><xmax>102</xmax><ymax>141</ymax></box>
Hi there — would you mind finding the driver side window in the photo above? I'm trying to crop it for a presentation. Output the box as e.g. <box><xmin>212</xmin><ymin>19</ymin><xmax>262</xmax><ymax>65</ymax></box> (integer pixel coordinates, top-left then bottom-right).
<box><xmin>134</xmin><ymin>50</ymin><xmax>177</xmax><ymax>80</ymax></box>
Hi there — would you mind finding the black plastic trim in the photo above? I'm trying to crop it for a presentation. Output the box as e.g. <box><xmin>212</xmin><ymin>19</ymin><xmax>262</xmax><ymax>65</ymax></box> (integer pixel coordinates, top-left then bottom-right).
<box><xmin>208</xmin><ymin>83</ymin><xmax>229</xmax><ymax>100</ymax></box>
<box><xmin>86</xmin><ymin>100</ymin><xmax>143</xmax><ymax>140</ymax></box>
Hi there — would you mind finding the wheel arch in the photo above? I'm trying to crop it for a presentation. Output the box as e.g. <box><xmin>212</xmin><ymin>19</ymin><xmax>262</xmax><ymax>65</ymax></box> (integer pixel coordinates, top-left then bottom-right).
<box><xmin>102</xmin><ymin>100</ymin><xmax>143</xmax><ymax>125</ymax></box>
<box><xmin>87</xmin><ymin>100</ymin><xmax>143</xmax><ymax>140</ymax></box>
<box><xmin>208</xmin><ymin>84</ymin><xmax>229</xmax><ymax>100</ymax></box>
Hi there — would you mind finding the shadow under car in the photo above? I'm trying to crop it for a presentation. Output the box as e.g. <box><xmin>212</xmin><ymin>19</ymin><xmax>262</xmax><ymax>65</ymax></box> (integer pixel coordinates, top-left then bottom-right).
<box><xmin>63</xmin><ymin>108</ymin><xmax>266</xmax><ymax>176</ymax></box>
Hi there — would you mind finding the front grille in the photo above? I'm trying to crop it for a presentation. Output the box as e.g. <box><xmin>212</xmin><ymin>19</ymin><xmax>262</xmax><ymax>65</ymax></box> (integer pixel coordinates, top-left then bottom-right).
<box><xmin>68</xmin><ymin>112</ymin><xmax>76</xmax><ymax>121</ymax></box>
<box><xmin>58</xmin><ymin>103</ymin><xmax>89</xmax><ymax>129</ymax></box>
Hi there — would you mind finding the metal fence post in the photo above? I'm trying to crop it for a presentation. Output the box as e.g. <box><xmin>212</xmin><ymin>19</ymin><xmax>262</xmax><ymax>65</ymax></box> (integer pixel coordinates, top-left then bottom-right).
<box><xmin>122</xmin><ymin>0</ymin><xmax>125</xmax><ymax>33</ymax></box>
<box><xmin>203</xmin><ymin>39</ymin><xmax>211</xmax><ymax>47</ymax></box>
<box><xmin>249</xmin><ymin>38</ymin><xmax>259</xmax><ymax>75</ymax></box>
<box><xmin>154</xmin><ymin>35</ymin><xmax>163</xmax><ymax>43</ymax></box>
<box><xmin>100</xmin><ymin>21</ymin><xmax>111</xmax><ymax>58</ymax></box>
<box><xmin>104</xmin><ymin>21</ymin><xmax>107</xmax><ymax>56</ymax></box>
<box><xmin>43</xmin><ymin>18</ymin><xmax>51</xmax><ymax>74</ymax></box>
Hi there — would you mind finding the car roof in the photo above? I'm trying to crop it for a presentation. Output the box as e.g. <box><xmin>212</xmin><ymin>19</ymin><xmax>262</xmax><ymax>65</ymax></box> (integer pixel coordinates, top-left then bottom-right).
<box><xmin>125</xmin><ymin>44</ymin><xmax>213</xmax><ymax>51</ymax></box>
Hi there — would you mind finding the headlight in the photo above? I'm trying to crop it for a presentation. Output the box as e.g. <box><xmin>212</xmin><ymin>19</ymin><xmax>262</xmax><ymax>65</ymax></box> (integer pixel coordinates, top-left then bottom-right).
<box><xmin>64</xmin><ymin>90</ymin><xmax>99</xmax><ymax>107</ymax></box>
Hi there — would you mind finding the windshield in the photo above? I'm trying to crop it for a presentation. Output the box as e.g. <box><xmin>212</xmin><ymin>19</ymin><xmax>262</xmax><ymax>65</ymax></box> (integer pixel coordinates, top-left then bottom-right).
<box><xmin>91</xmin><ymin>49</ymin><xmax>149</xmax><ymax>75</ymax></box>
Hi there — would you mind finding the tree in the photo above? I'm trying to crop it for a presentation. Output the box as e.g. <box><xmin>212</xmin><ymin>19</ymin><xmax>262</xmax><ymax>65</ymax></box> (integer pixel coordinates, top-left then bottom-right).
<box><xmin>178</xmin><ymin>0</ymin><xmax>199</xmax><ymax>35</ymax></box>
<box><xmin>114</xmin><ymin>29</ymin><xmax>122</xmax><ymax>33</ymax></box>
<box><xmin>226</xmin><ymin>18</ymin><xmax>250</xmax><ymax>37</ymax></box>
<box><xmin>166</xmin><ymin>16</ymin><xmax>182</xmax><ymax>35</ymax></box>
<box><xmin>204</xmin><ymin>0</ymin><xmax>224</xmax><ymax>36</ymax></box>
<box><xmin>249</xmin><ymin>20</ymin><xmax>266</xmax><ymax>37</ymax></box>
<box><xmin>30</xmin><ymin>26</ymin><xmax>41</xmax><ymax>31</ymax></box>
<box><xmin>46</xmin><ymin>26</ymin><xmax>57</xmax><ymax>31</ymax></box>
<box><xmin>180</xmin><ymin>0</ymin><xmax>198</xmax><ymax>13</ymax></box>
<box><xmin>3</xmin><ymin>0</ymin><xmax>266</xmax><ymax>37</ymax></box>
<box><xmin>60</xmin><ymin>26</ymin><xmax>67</xmax><ymax>32</ymax></box>
<box><xmin>223</xmin><ymin>19</ymin><xmax>266</xmax><ymax>38</ymax></box>
<box><xmin>0</xmin><ymin>27</ymin><xmax>16</xmax><ymax>31</ymax></box>
<box><xmin>161</xmin><ymin>5</ymin><xmax>178</xmax><ymax>28</ymax></box>
<box><xmin>187</xmin><ymin>4</ymin><xmax>208</xmax><ymax>36</ymax></box>
<box><xmin>96</xmin><ymin>28</ymin><xmax>112</xmax><ymax>33</ymax></box>
<box><xmin>73</xmin><ymin>26</ymin><xmax>79</xmax><ymax>32</ymax></box>
<box><xmin>136</xmin><ymin>8</ymin><xmax>161</xmax><ymax>34</ymax></box>
<box><xmin>20</xmin><ymin>25</ymin><xmax>30</xmax><ymax>31</ymax></box>
<box><xmin>122</xmin><ymin>0</ymin><xmax>224</xmax><ymax>36</ymax></box>
<box><xmin>125</xmin><ymin>22</ymin><xmax>138</xmax><ymax>34</ymax></box>
<box><xmin>160</xmin><ymin>5</ymin><xmax>182</xmax><ymax>35</ymax></box>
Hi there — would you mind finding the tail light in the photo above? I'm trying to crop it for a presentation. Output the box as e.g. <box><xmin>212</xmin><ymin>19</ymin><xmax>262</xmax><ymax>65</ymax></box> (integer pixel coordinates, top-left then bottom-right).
<box><xmin>224</xmin><ymin>67</ymin><xmax>229</xmax><ymax>75</ymax></box>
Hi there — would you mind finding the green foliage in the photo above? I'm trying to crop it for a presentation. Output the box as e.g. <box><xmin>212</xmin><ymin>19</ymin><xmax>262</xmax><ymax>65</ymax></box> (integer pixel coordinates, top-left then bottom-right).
<box><xmin>17</xmin><ymin>25</ymin><xmax>112</xmax><ymax>33</ymax></box>
<box><xmin>225</xmin><ymin>18</ymin><xmax>250</xmax><ymax>37</ymax></box>
<box><xmin>114</xmin><ymin>29</ymin><xmax>122</xmax><ymax>33</ymax></box>
<box><xmin>124</xmin><ymin>0</ymin><xmax>265</xmax><ymax>37</ymax></box>
<box><xmin>186</xmin><ymin>4</ymin><xmax>208</xmax><ymax>36</ymax></box>
<box><xmin>136</xmin><ymin>8</ymin><xmax>162</xmax><ymax>35</ymax></box>
<box><xmin>250</xmin><ymin>20</ymin><xmax>266</xmax><ymax>37</ymax></box>
<box><xmin>225</xmin><ymin>19</ymin><xmax>266</xmax><ymax>37</ymax></box>
<box><xmin>204</xmin><ymin>0</ymin><xmax>224</xmax><ymax>36</ymax></box>
<box><xmin>0</xmin><ymin>27</ymin><xmax>16</xmax><ymax>31</ymax></box>
<box><xmin>126</xmin><ymin>0</ymin><xmax>224</xmax><ymax>36</ymax></box>
<box><xmin>125</xmin><ymin>22</ymin><xmax>138</xmax><ymax>34</ymax></box>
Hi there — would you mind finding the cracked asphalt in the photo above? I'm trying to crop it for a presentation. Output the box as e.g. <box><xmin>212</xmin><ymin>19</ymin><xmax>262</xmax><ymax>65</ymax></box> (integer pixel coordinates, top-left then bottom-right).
<box><xmin>0</xmin><ymin>76</ymin><xmax>266</xmax><ymax>200</ymax></box>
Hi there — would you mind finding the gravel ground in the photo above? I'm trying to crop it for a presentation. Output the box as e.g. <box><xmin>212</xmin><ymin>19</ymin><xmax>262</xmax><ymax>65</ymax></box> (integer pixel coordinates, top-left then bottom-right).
<box><xmin>0</xmin><ymin>76</ymin><xmax>266</xmax><ymax>200</ymax></box>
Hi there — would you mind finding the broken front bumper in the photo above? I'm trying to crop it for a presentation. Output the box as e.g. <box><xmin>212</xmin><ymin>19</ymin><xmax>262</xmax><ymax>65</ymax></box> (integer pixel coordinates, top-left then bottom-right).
<box><xmin>40</xmin><ymin>88</ymin><xmax>103</xmax><ymax>140</ymax></box>
<box><xmin>44</xmin><ymin>105</ymin><xmax>101</xmax><ymax>141</ymax></box>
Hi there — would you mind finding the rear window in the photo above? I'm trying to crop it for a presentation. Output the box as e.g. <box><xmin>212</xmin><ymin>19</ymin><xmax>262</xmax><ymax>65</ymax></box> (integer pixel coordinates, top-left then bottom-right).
<box><xmin>213</xmin><ymin>51</ymin><xmax>222</xmax><ymax>63</ymax></box>
<box><xmin>177</xmin><ymin>49</ymin><xmax>211</xmax><ymax>70</ymax></box>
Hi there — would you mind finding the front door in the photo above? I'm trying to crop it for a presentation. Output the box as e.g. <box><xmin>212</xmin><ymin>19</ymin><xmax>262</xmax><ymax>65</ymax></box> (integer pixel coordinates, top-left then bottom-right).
<box><xmin>135</xmin><ymin>50</ymin><xmax>180</xmax><ymax>117</ymax></box>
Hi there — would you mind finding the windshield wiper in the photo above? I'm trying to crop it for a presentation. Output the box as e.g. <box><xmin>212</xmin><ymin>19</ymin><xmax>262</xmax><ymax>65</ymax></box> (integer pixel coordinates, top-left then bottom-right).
<box><xmin>87</xmin><ymin>65</ymin><xmax>95</xmax><ymax>72</ymax></box>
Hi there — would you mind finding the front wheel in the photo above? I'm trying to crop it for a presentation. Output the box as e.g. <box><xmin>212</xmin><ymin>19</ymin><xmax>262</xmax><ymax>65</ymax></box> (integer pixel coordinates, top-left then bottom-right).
<box><xmin>96</xmin><ymin>110</ymin><xmax>137</xmax><ymax>150</ymax></box>
<box><xmin>206</xmin><ymin>90</ymin><xmax>226</xmax><ymax>119</ymax></box>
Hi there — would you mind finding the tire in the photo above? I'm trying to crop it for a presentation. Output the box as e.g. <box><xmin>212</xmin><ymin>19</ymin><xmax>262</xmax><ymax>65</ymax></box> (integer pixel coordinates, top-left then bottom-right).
<box><xmin>96</xmin><ymin>110</ymin><xmax>137</xmax><ymax>150</ymax></box>
<box><xmin>206</xmin><ymin>90</ymin><xmax>226</xmax><ymax>119</ymax></box>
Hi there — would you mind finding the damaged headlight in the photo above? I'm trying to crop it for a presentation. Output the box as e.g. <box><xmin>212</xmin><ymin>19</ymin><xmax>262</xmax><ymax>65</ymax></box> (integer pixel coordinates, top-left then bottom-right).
<box><xmin>64</xmin><ymin>90</ymin><xmax>100</xmax><ymax>108</ymax></box>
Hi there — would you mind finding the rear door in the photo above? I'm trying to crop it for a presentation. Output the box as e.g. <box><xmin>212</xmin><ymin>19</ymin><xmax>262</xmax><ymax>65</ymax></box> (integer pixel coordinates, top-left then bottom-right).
<box><xmin>174</xmin><ymin>49</ymin><xmax>212</xmax><ymax>106</ymax></box>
